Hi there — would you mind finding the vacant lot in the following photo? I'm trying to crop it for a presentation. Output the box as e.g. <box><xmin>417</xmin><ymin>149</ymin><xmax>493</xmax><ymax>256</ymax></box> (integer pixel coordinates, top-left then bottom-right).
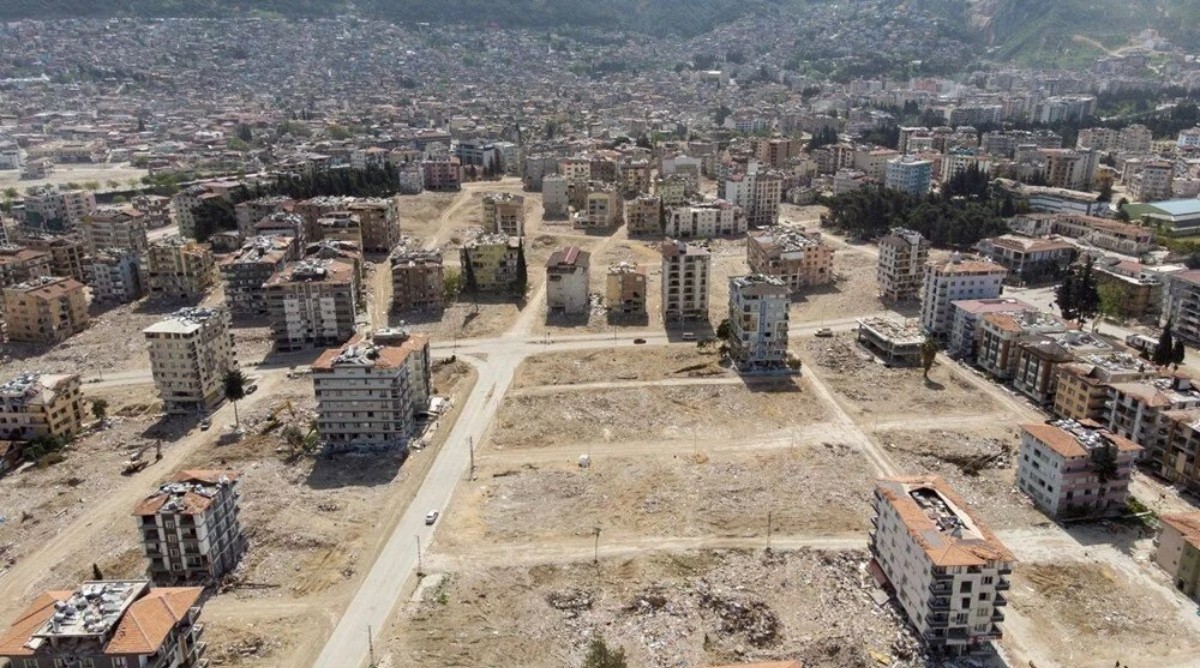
<box><xmin>1007</xmin><ymin>560</ymin><xmax>1200</xmax><ymax>667</ymax></box>
<box><xmin>513</xmin><ymin>346</ymin><xmax>728</xmax><ymax>389</ymax></box>
<box><xmin>441</xmin><ymin>445</ymin><xmax>875</xmax><ymax>550</ymax></box>
<box><xmin>487</xmin><ymin>380</ymin><xmax>828</xmax><ymax>452</ymax></box>
<box><xmin>386</xmin><ymin>549</ymin><xmax>923</xmax><ymax>668</ymax></box>
<box><xmin>800</xmin><ymin>333</ymin><xmax>1003</xmax><ymax>420</ymax></box>
<box><xmin>876</xmin><ymin>427</ymin><xmax>1048</xmax><ymax>530</ymax></box>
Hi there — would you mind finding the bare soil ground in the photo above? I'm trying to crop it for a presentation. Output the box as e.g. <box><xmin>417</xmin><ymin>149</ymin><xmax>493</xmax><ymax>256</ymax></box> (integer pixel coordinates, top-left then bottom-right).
<box><xmin>513</xmin><ymin>345</ymin><xmax>728</xmax><ymax>389</ymax></box>
<box><xmin>440</xmin><ymin>445</ymin><xmax>876</xmax><ymax>550</ymax></box>
<box><xmin>0</xmin><ymin>163</ymin><xmax>148</xmax><ymax>192</ymax></box>
<box><xmin>386</xmin><ymin>549</ymin><xmax>924</xmax><ymax>668</ymax></box>
<box><xmin>1007</xmin><ymin>560</ymin><xmax>1200</xmax><ymax>667</ymax></box>
<box><xmin>392</xmin><ymin>191</ymin><xmax>459</xmax><ymax>243</ymax></box>
<box><xmin>799</xmin><ymin>333</ymin><xmax>1004</xmax><ymax>420</ymax></box>
<box><xmin>875</xmin><ymin>427</ymin><xmax>1049</xmax><ymax>530</ymax></box>
<box><xmin>793</xmin><ymin>247</ymin><xmax>887</xmax><ymax>323</ymax></box>
<box><xmin>487</xmin><ymin>380</ymin><xmax>827</xmax><ymax>451</ymax></box>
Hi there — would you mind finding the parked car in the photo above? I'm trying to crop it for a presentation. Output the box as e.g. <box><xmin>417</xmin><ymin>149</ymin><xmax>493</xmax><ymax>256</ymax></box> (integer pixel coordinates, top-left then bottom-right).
<box><xmin>681</xmin><ymin>332</ymin><xmax>696</xmax><ymax>341</ymax></box>
<box><xmin>425</xmin><ymin>510</ymin><xmax>439</xmax><ymax>525</ymax></box>
<box><xmin>245</xmin><ymin>383</ymin><xmax>258</xmax><ymax>394</ymax></box>
<box><xmin>815</xmin><ymin>328</ymin><xmax>833</xmax><ymax>337</ymax></box>
<box><xmin>633</xmin><ymin>338</ymin><xmax>647</xmax><ymax>344</ymax></box>
<box><xmin>199</xmin><ymin>417</ymin><xmax>212</xmax><ymax>430</ymax></box>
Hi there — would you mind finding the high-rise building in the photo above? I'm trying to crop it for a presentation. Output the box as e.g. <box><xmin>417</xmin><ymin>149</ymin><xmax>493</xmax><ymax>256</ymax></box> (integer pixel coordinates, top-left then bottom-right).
<box><xmin>0</xmin><ymin>372</ymin><xmax>83</xmax><ymax>441</ymax></box>
<box><xmin>390</xmin><ymin>248</ymin><xmax>445</xmax><ymax>312</ymax></box>
<box><xmin>1017</xmin><ymin>420</ymin><xmax>1141</xmax><ymax>518</ymax></box>
<box><xmin>606</xmin><ymin>263</ymin><xmax>647</xmax><ymax>316</ymax></box>
<box><xmin>545</xmin><ymin>246</ymin><xmax>591</xmax><ymax>315</ymax></box>
<box><xmin>661</xmin><ymin>239</ymin><xmax>710</xmax><ymax>322</ymax></box>
<box><xmin>2</xmin><ymin>276</ymin><xmax>89</xmax><ymax>343</ymax></box>
<box><xmin>85</xmin><ymin>247</ymin><xmax>143</xmax><ymax>304</ymax></box>
<box><xmin>746</xmin><ymin>227</ymin><xmax>834</xmax><ymax>293</ymax></box>
<box><xmin>134</xmin><ymin>470</ymin><xmax>247</xmax><ymax>585</ymax></box>
<box><xmin>81</xmin><ymin>206</ymin><xmax>148</xmax><ymax>254</ymax></box>
<box><xmin>19</xmin><ymin>233</ymin><xmax>87</xmax><ymax>283</ymax></box>
<box><xmin>218</xmin><ymin>236</ymin><xmax>295</xmax><ymax>317</ymax></box>
<box><xmin>146</xmin><ymin>239</ymin><xmax>216</xmax><ymax>301</ymax></box>
<box><xmin>885</xmin><ymin>156</ymin><xmax>933</xmax><ymax>196</ymax></box>
<box><xmin>624</xmin><ymin>194</ymin><xmax>662</xmax><ymax>236</ymax></box>
<box><xmin>482</xmin><ymin>192</ymin><xmax>526</xmax><ymax>237</ymax></box>
<box><xmin>264</xmin><ymin>258</ymin><xmax>359</xmax><ymax>351</ymax></box>
<box><xmin>877</xmin><ymin>228</ymin><xmax>929</xmax><ymax>301</ymax></box>
<box><xmin>144</xmin><ymin>307</ymin><xmax>237</xmax><ymax>415</ymax></box>
<box><xmin>459</xmin><ymin>234</ymin><xmax>524</xmax><ymax>295</ymax></box>
<box><xmin>727</xmin><ymin>274</ymin><xmax>790</xmax><ymax>371</ymax></box>
<box><xmin>919</xmin><ymin>256</ymin><xmax>1008</xmax><ymax>338</ymax></box>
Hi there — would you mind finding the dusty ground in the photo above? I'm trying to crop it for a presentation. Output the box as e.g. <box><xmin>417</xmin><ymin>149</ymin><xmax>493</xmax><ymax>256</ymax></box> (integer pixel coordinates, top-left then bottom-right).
<box><xmin>487</xmin><ymin>379</ymin><xmax>826</xmax><ymax>452</ymax></box>
<box><xmin>386</xmin><ymin>549</ymin><xmax>923</xmax><ymax>668</ymax></box>
<box><xmin>0</xmin><ymin>163</ymin><xmax>148</xmax><ymax>192</ymax></box>
<box><xmin>1006</xmin><ymin>559</ymin><xmax>1200</xmax><ymax>667</ymax></box>
<box><xmin>875</xmin><ymin>427</ymin><xmax>1049</xmax><ymax>530</ymax></box>
<box><xmin>441</xmin><ymin>445</ymin><xmax>875</xmax><ymax>550</ymax></box>
<box><xmin>512</xmin><ymin>345</ymin><xmax>728</xmax><ymax>389</ymax></box>
<box><xmin>799</xmin><ymin>333</ymin><xmax>1005</xmax><ymax>420</ymax></box>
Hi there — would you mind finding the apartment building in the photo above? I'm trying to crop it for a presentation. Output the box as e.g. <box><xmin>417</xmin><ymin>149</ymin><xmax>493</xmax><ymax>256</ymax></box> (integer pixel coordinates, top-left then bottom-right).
<box><xmin>0</xmin><ymin>372</ymin><xmax>83</xmax><ymax>441</ymax></box>
<box><xmin>574</xmin><ymin>184</ymin><xmax>621</xmax><ymax>229</ymax></box>
<box><xmin>218</xmin><ymin>236</ymin><xmax>294</xmax><ymax>317</ymax></box>
<box><xmin>1008</xmin><ymin>213</ymin><xmax>1155</xmax><ymax>256</ymax></box>
<box><xmin>460</xmin><ymin>234</ymin><xmax>524</xmax><ymax>294</ymax></box>
<box><xmin>546</xmin><ymin>246</ymin><xmax>591</xmax><ymax>315</ymax></box>
<box><xmin>665</xmin><ymin>200</ymin><xmax>745</xmax><ymax>238</ymax></box>
<box><xmin>1128</xmin><ymin>160</ymin><xmax>1174</xmax><ymax>203</ymax></box>
<box><xmin>81</xmin><ymin>206</ymin><xmax>148</xmax><ymax>253</ymax></box>
<box><xmin>973</xmin><ymin>235</ymin><xmax>1074</xmax><ymax>284</ymax></box>
<box><xmin>346</xmin><ymin>198</ymin><xmax>401</xmax><ymax>253</ymax></box>
<box><xmin>870</xmin><ymin>476</ymin><xmax>1013</xmax><ymax>655</ymax></box>
<box><xmin>920</xmin><ymin>256</ymin><xmax>1008</xmax><ymax>339</ymax></box>
<box><xmin>661</xmin><ymin>239</ymin><xmax>711</xmax><ymax>323</ymax></box>
<box><xmin>655</xmin><ymin>173</ymin><xmax>691</xmax><ymax>207</ymax></box>
<box><xmin>144</xmin><ymin>308</ymin><xmax>237</xmax><ymax>415</ymax></box>
<box><xmin>1156</xmin><ymin>512</ymin><xmax>1200</xmax><ymax>602</ymax></box>
<box><xmin>317</xmin><ymin>211</ymin><xmax>363</xmax><ymax>249</ymax></box>
<box><xmin>606</xmin><ymin>263</ymin><xmax>647</xmax><ymax>316</ymax></box>
<box><xmin>390</xmin><ymin>248</ymin><xmax>445</xmax><ymax>312</ymax></box>
<box><xmin>975</xmin><ymin>310</ymin><xmax>1066</xmax><ymax>381</ymax></box>
<box><xmin>2</xmin><ymin>276</ymin><xmax>89</xmax><ymax>343</ymax></box>
<box><xmin>422</xmin><ymin>157</ymin><xmax>462</xmax><ymax>191</ymax></box>
<box><xmin>1092</xmin><ymin>260</ymin><xmax>1164</xmax><ymax>320</ymax></box>
<box><xmin>84</xmin><ymin>248</ymin><xmax>143</xmax><ymax>304</ymax></box>
<box><xmin>1163</xmin><ymin>270</ymin><xmax>1200</xmax><ymax>346</ymax></box>
<box><xmin>1017</xmin><ymin>420</ymin><xmax>1141</xmax><ymax>518</ymax></box>
<box><xmin>857</xmin><ymin>316</ymin><xmax>925</xmax><ymax>367</ymax></box>
<box><xmin>0</xmin><ymin>580</ymin><xmax>206</xmax><ymax>668</ymax></box>
<box><xmin>885</xmin><ymin>156</ymin><xmax>933</xmax><ymax>196</ymax></box>
<box><xmin>1042</xmin><ymin>148</ymin><xmax>1099</xmax><ymax>190</ymax></box>
<box><xmin>146</xmin><ymin>239</ymin><xmax>216</xmax><ymax>301</ymax></box>
<box><xmin>171</xmin><ymin>185</ymin><xmax>206</xmax><ymax>240</ymax></box>
<box><xmin>264</xmin><ymin>258</ymin><xmax>359</xmax><ymax>351</ymax></box>
<box><xmin>833</xmin><ymin>168</ymin><xmax>872</xmax><ymax>194</ymax></box>
<box><xmin>754</xmin><ymin>137</ymin><xmax>796</xmax><ymax>169</ymax></box>
<box><xmin>728</xmin><ymin>275</ymin><xmax>790</xmax><ymax>371</ymax></box>
<box><xmin>746</xmin><ymin>227</ymin><xmax>834</xmax><ymax>293</ymax></box>
<box><xmin>57</xmin><ymin>189</ymin><xmax>97</xmax><ymax>229</ymax></box>
<box><xmin>877</xmin><ymin>228</ymin><xmax>929</xmax><ymax>302</ymax></box>
<box><xmin>482</xmin><ymin>192</ymin><xmax>526</xmax><ymax>237</ymax></box>
<box><xmin>542</xmin><ymin>174</ymin><xmax>570</xmax><ymax>218</ymax></box>
<box><xmin>234</xmin><ymin>196</ymin><xmax>291</xmax><ymax>239</ymax></box>
<box><xmin>19</xmin><ymin>234</ymin><xmax>86</xmax><ymax>282</ymax></box>
<box><xmin>1108</xmin><ymin>376</ymin><xmax>1200</xmax><ymax>464</ymax></box>
<box><xmin>132</xmin><ymin>193</ymin><xmax>172</xmax><ymax>228</ymax></box>
<box><xmin>618</xmin><ymin>158</ymin><xmax>651</xmax><ymax>197</ymax></box>
<box><xmin>254</xmin><ymin>210</ymin><xmax>306</xmax><ymax>243</ymax></box>
<box><xmin>719</xmin><ymin>160</ymin><xmax>783</xmax><ymax>227</ymax></box>
<box><xmin>1157</xmin><ymin>409</ymin><xmax>1200</xmax><ymax>492</ymax></box>
<box><xmin>1053</xmin><ymin>353</ymin><xmax>1156</xmax><ymax>422</ymax></box>
<box><xmin>312</xmin><ymin>331</ymin><xmax>432</xmax><ymax>450</ymax></box>
<box><xmin>624</xmin><ymin>194</ymin><xmax>662</xmax><ymax>236</ymax></box>
<box><xmin>134</xmin><ymin>470</ymin><xmax>246</xmax><ymax>585</ymax></box>
<box><xmin>0</xmin><ymin>245</ymin><xmax>51</xmax><ymax>287</ymax></box>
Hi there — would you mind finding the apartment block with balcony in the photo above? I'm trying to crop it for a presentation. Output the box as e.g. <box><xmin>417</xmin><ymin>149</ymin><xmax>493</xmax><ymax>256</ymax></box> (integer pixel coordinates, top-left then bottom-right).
<box><xmin>132</xmin><ymin>194</ymin><xmax>172</xmax><ymax>229</ymax></box>
<box><xmin>0</xmin><ymin>580</ymin><xmax>206</xmax><ymax>668</ymax></box>
<box><xmin>390</xmin><ymin>248</ymin><xmax>444</xmax><ymax>312</ymax></box>
<box><xmin>654</xmin><ymin>173</ymin><xmax>691</xmax><ymax>207</ymax></box>
<box><xmin>884</xmin><ymin>156</ymin><xmax>933</xmax><ymax>196</ymax></box>
<box><xmin>0</xmin><ymin>245</ymin><xmax>52</xmax><ymax>287</ymax></box>
<box><xmin>234</xmin><ymin>196</ymin><xmax>292</xmax><ymax>239</ymax></box>
<box><xmin>1107</xmin><ymin>376</ymin><xmax>1200</xmax><ymax>464</ymax></box>
<box><xmin>85</xmin><ymin>247</ymin><xmax>143</xmax><ymax>304</ymax></box>
<box><xmin>81</xmin><ymin>206</ymin><xmax>149</xmax><ymax>254</ymax></box>
<box><xmin>624</xmin><ymin>194</ymin><xmax>662</xmax><ymax>236</ymax></box>
<box><xmin>346</xmin><ymin>198</ymin><xmax>401</xmax><ymax>254</ymax></box>
<box><xmin>920</xmin><ymin>256</ymin><xmax>1008</xmax><ymax>339</ymax></box>
<box><xmin>947</xmin><ymin>299</ymin><xmax>1037</xmax><ymax>360</ymax></box>
<box><xmin>618</xmin><ymin>158</ymin><xmax>651</xmax><ymax>197</ymax></box>
<box><xmin>144</xmin><ymin>308</ymin><xmax>237</xmax><ymax>415</ymax></box>
<box><xmin>728</xmin><ymin>275</ymin><xmax>790</xmax><ymax>372</ymax></box>
<box><xmin>574</xmin><ymin>184</ymin><xmax>621</xmax><ymax>229</ymax></box>
<box><xmin>877</xmin><ymin>228</ymin><xmax>929</xmax><ymax>302</ymax></box>
<box><xmin>312</xmin><ymin>331</ymin><xmax>431</xmax><ymax>451</ymax></box>
<box><xmin>546</xmin><ymin>246</ymin><xmax>591</xmax><ymax>315</ymax></box>
<box><xmin>1052</xmin><ymin>354</ymin><xmax>1157</xmax><ymax>422</ymax></box>
<box><xmin>1017</xmin><ymin>420</ymin><xmax>1141</xmax><ymax>518</ymax></box>
<box><xmin>1163</xmin><ymin>270</ymin><xmax>1200</xmax><ymax>346</ymax></box>
<box><xmin>218</xmin><ymin>236</ymin><xmax>294</xmax><ymax>317</ymax></box>
<box><xmin>482</xmin><ymin>192</ymin><xmax>526</xmax><ymax>237</ymax></box>
<box><xmin>146</xmin><ymin>239</ymin><xmax>216</xmax><ymax>301</ymax></box>
<box><xmin>870</xmin><ymin>476</ymin><xmax>1013</xmax><ymax>656</ymax></box>
<box><xmin>1156</xmin><ymin>512</ymin><xmax>1200</xmax><ymax>602</ymax></box>
<box><xmin>1158</xmin><ymin>409</ymin><xmax>1200</xmax><ymax>493</ymax></box>
<box><xmin>19</xmin><ymin>233</ymin><xmax>86</xmax><ymax>282</ymax></box>
<box><xmin>171</xmin><ymin>185</ymin><xmax>206</xmax><ymax>240</ymax></box>
<box><xmin>264</xmin><ymin>258</ymin><xmax>359</xmax><ymax>351</ymax></box>
<box><xmin>0</xmin><ymin>372</ymin><xmax>83</xmax><ymax>442</ymax></box>
<box><xmin>746</xmin><ymin>227</ymin><xmax>833</xmax><ymax>294</ymax></box>
<box><xmin>661</xmin><ymin>239</ymin><xmax>710</xmax><ymax>323</ymax></box>
<box><xmin>665</xmin><ymin>199</ymin><xmax>745</xmax><ymax>238</ymax></box>
<box><xmin>606</xmin><ymin>263</ymin><xmax>647</xmax><ymax>316</ymax></box>
<box><xmin>459</xmin><ymin>234</ymin><xmax>524</xmax><ymax>295</ymax></box>
<box><xmin>422</xmin><ymin>157</ymin><xmax>462</xmax><ymax>191</ymax></box>
<box><xmin>2</xmin><ymin>276</ymin><xmax>89</xmax><ymax>344</ymax></box>
<box><xmin>975</xmin><ymin>311</ymin><xmax>1066</xmax><ymax>380</ymax></box>
<box><xmin>974</xmin><ymin>235</ymin><xmax>1075</xmax><ymax>285</ymax></box>
<box><xmin>542</xmin><ymin>174</ymin><xmax>570</xmax><ymax>219</ymax></box>
<box><xmin>134</xmin><ymin>470</ymin><xmax>246</xmax><ymax>585</ymax></box>
<box><xmin>1128</xmin><ymin>160</ymin><xmax>1175</xmax><ymax>203</ymax></box>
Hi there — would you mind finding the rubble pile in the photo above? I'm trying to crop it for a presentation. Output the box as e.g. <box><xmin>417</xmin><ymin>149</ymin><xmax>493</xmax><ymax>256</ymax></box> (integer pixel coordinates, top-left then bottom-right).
<box><xmin>697</xmin><ymin>583</ymin><xmax>779</xmax><ymax>648</ymax></box>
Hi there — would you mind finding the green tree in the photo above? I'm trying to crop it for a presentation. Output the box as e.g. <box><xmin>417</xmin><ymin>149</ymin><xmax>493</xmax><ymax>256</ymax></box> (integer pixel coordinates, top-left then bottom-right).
<box><xmin>513</xmin><ymin>242</ymin><xmax>528</xmax><ymax>297</ymax></box>
<box><xmin>82</xmin><ymin>181</ymin><xmax>100</xmax><ymax>191</ymax></box>
<box><xmin>1115</xmin><ymin>197</ymin><xmax>1131</xmax><ymax>222</ymax></box>
<box><xmin>582</xmin><ymin>636</ymin><xmax>627</xmax><ymax>668</ymax></box>
<box><xmin>921</xmin><ymin>335</ymin><xmax>939</xmax><ymax>380</ymax></box>
<box><xmin>228</xmin><ymin>137</ymin><xmax>251</xmax><ymax>152</ymax></box>
<box><xmin>1096</xmin><ymin>180</ymin><xmax>1113</xmax><ymax>203</ymax></box>
<box><xmin>1055</xmin><ymin>272</ymin><xmax>1079</xmax><ymax>322</ymax></box>
<box><xmin>1173</xmin><ymin>340</ymin><xmax>1187</xmax><ymax>369</ymax></box>
<box><xmin>461</xmin><ymin>250</ymin><xmax>479</xmax><ymax>294</ymax></box>
<box><xmin>92</xmin><ymin>563</ymin><xmax>104</xmax><ymax>580</ymax></box>
<box><xmin>1076</xmin><ymin>259</ymin><xmax>1101</xmax><ymax>327</ymax></box>
<box><xmin>327</xmin><ymin>124</ymin><xmax>353</xmax><ymax>140</ymax></box>
<box><xmin>443</xmin><ymin>269</ymin><xmax>464</xmax><ymax>302</ymax></box>
<box><xmin>1154</xmin><ymin>321</ymin><xmax>1175</xmax><ymax>367</ymax></box>
<box><xmin>91</xmin><ymin>398</ymin><xmax>109</xmax><ymax>422</ymax></box>
<box><xmin>1092</xmin><ymin>445</ymin><xmax>1119</xmax><ymax>486</ymax></box>
<box><xmin>222</xmin><ymin>369</ymin><xmax>248</xmax><ymax>429</ymax></box>
<box><xmin>716</xmin><ymin>318</ymin><xmax>733</xmax><ymax>342</ymax></box>
<box><xmin>2</xmin><ymin>187</ymin><xmax>17</xmax><ymax>200</ymax></box>
<box><xmin>236</xmin><ymin>123</ymin><xmax>254</xmax><ymax>143</ymax></box>
<box><xmin>1097</xmin><ymin>281</ymin><xmax>1126</xmax><ymax>324</ymax></box>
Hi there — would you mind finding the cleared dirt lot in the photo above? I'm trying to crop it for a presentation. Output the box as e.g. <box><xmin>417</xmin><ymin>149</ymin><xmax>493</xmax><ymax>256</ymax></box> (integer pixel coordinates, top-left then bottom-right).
<box><xmin>876</xmin><ymin>427</ymin><xmax>1049</xmax><ymax>531</ymax></box>
<box><xmin>487</xmin><ymin>379</ymin><xmax>828</xmax><ymax>452</ymax></box>
<box><xmin>387</xmin><ymin>549</ymin><xmax>923</xmax><ymax>668</ymax></box>
<box><xmin>1006</xmin><ymin>560</ymin><xmax>1200</xmax><ymax>667</ymax></box>
<box><xmin>513</xmin><ymin>345</ymin><xmax>728</xmax><ymax>389</ymax></box>
<box><xmin>440</xmin><ymin>445</ymin><xmax>875</xmax><ymax>550</ymax></box>
<box><xmin>799</xmin><ymin>333</ymin><xmax>1005</xmax><ymax>420</ymax></box>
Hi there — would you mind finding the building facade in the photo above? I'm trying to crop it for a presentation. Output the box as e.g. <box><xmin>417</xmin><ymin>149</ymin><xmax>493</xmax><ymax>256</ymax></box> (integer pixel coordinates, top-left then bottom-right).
<box><xmin>545</xmin><ymin>246</ymin><xmax>591</xmax><ymax>315</ymax></box>
<box><xmin>1156</xmin><ymin>513</ymin><xmax>1200</xmax><ymax>602</ymax></box>
<box><xmin>661</xmin><ymin>239</ymin><xmax>711</xmax><ymax>323</ymax></box>
<box><xmin>0</xmin><ymin>372</ymin><xmax>83</xmax><ymax>441</ymax></box>
<box><xmin>746</xmin><ymin>227</ymin><xmax>834</xmax><ymax>293</ymax></box>
<box><xmin>877</xmin><ymin>228</ymin><xmax>929</xmax><ymax>302</ymax></box>
<box><xmin>218</xmin><ymin>236</ymin><xmax>294</xmax><ymax>317</ymax></box>
<box><xmin>920</xmin><ymin>257</ymin><xmax>1008</xmax><ymax>339</ymax></box>
<box><xmin>390</xmin><ymin>248</ymin><xmax>445</xmax><ymax>312</ymax></box>
<box><xmin>85</xmin><ymin>248</ymin><xmax>144</xmax><ymax>304</ymax></box>
<box><xmin>606</xmin><ymin>263</ymin><xmax>647</xmax><ymax>316</ymax></box>
<box><xmin>482</xmin><ymin>192</ymin><xmax>526</xmax><ymax>237</ymax></box>
<box><xmin>146</xmin><ymin>240</ymin><xmax>216</xmax><ymax>301</ymax></box>
<box><xmin>144</xmin><ymin>308</ymin><xmax>237</xmax><ymax>415</ymax></box>
<box><xmin>1017</xmin><ymin>420</ymin><xmax>1141</xmax><ymax>518</ymax></box>
<box><xmin>460</xmin><ymin>234</ymin><xmax>524</xmax><ymax>295</ymax></box>
<box><xmin>2</xmin><ymin>276</ymin><xmax>89</xmax><ymax>343</ymax></box>
<box><xmin>624</xmin><ymin>194</ymin><xmax>662</xmax><ymax>236</ymax></box>
<box><xmin>264</xmin><ymin>258</ymin><xmax>360</xmax><ymax>351</ymax></box>
<box><xmin>727</xmin><ymin>275</ymin><xmax>790</xmax><ymax>372</ymax></box>
<box><xmin>134</xmin><ymin>470</ymin><xmax>246</xmax><ymax>585</ymax></box>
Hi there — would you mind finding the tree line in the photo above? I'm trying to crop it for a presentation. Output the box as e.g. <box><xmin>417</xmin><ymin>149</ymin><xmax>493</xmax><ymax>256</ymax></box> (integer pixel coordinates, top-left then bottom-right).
<box><xmin>821</xmin><ymin>186</ymin><xmax>1011</xmax><ymax>248</ymax></box>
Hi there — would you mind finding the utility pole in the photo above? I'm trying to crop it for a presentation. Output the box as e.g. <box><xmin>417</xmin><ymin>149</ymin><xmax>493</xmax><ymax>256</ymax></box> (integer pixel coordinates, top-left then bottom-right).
<box><xmin>593</xmin><ymin>526</ymin><xmax>601</xmax><ymax>564</ymax></box>
<box><xmin>468</xmin><ymin>435</ymin><xmax>475</xmax><ymax>480</ymax></box>
<box><xmin>767</xmin><ymin>511</ymin><xmax>773</xmax><ymax>547</ymax></box>
<box><xmin>416</xmin><ymin>534</ymin><xmax>423</xmax><ymax>576</ymax></box>
<box><xmin>367</xmin><ymin>625</ymin><xmax>375</xmax><ymax>667</ymax></box>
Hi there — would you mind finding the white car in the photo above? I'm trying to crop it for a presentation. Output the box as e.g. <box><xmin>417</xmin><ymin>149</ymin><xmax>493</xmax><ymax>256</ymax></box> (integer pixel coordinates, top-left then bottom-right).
<box><xmin>424</xmin><ymin>510</ymin><xmax>439</xmax><ymax>525</ymax></box>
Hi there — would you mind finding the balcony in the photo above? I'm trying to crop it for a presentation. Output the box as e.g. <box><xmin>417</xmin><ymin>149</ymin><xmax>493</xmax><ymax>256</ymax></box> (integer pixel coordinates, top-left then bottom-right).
<box><xmin>992</xmin><ymin>610</ymin><xmax>1006</xmax><ymax>623</ymax></box>
<box><xmin>929</xmin><ymin>582</ymin><xmax>952</xmax><ymax>595</ymax></box>
<box><xmin>995</xmin><ymin>578</ymin><xmax>1011</xmax><ymax>591</ymax></box>
<box><xmin>994</xmin><ymin>593</ymin><xmax>1008</xmax><ymax>607</ymax></box>
<box><xmin>928</xmin><ymin>597</ymin><xmax>951</xmax><ymax>611</ymax></box>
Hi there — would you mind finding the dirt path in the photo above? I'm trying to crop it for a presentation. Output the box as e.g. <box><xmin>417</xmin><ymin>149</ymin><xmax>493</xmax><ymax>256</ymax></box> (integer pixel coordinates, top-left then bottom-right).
<box><xmin>801</xmin><ymin>365</ymin><xmax>900</xmax><ymax>477</ymax></box>
<box><xmin>508</xmin><ymin>376</ymin><xmax>744</xmax><ymax>397</ymax></box>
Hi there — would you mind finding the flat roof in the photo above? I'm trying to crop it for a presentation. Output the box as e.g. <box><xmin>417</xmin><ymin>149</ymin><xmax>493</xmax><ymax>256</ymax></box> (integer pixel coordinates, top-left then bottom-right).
<box><xmin>1145</xmin><ymin>199</ymin><xmax>1200</xmax><ymax>218</ymax></box>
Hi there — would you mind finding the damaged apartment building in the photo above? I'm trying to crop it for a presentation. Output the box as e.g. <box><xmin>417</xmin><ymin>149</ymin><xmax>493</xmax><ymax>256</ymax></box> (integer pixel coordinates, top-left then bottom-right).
<box><xmin>144</xmin><ymin>308</ymin><xmax>237</xmax><ymax>415</ymax></box>
<box><xmin>134</xmin><ymin>470</ymin><xmax>247</xmax><ymax>585</ymax></box>
<box><xmin>218</xmin><ymin>235</ymin><xmax>296</xmax><ymax>317</ymax></box>
<box><xmin>746</xmin><ymin>226</ymin><xmax>834</xmax><ymax>294</ymax></box>
<box><xmin>264</xmin><ymin>257</ymin><xmax>360</xmax><ymax>350</ymax></box>
<box><xmin>0</xmin><ymin>372</ymin><xmax>84</xmax><ymax>442</ymax></box>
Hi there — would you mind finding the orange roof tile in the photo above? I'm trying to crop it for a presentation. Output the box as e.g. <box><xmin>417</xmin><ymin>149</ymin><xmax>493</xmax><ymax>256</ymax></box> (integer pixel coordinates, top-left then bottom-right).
<box><xmin>0</xmin><ymin>591</ymin><xmax>72</xmax><ymax>656</ymax></box>
<box><xmin>877</xmin><ymin>476</ymin><xmax>1014</xmax><ymax>567</ymax></box>
<box><xmin>1021</xmin><ymin>423</ymin><xmax>1141</xmax><ymax>458</ymax></box>
<box><xmin>1160</xmin><ymin>512</ymin><xmax>1200</xmax><ymax>550</ymax></box>
<box><xmin>104</xmin><ymin>587</ymin><xmax>201</xmax><ymax>655</ymax></box>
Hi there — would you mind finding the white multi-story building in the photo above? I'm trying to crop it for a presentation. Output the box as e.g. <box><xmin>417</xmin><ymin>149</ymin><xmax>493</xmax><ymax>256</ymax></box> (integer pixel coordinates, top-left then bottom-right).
<box><xmin>661</xmin><ymin>239</ymin><xmax>711</xmax><ymax>323</ymax></box>
<box><xmin>312</xmin><ymin>331</ymin><xmax>431</xmax><ymax>450</ymax></box>
<box><xmin>482</xmin><ymin>192</ymin><xmax>526</xmax><ymax>237</ymax></box>
<box><xmin>574</xmin><ymin>185</ymin><xmax>621</xmax><ymax>229</ymax></box>
<box><xmin>1178</xmin><ymin>126</ymin><xmax>1200</xmax><ymax>150</ymax></box>
<box><xmin>81</xmin><ymin>206</ymin><xmax>149</xmax><ymax>253</ymax></box>
<box><xmin>1128</xmin><ymin>160</ymin><xmax>1174</xmax><ymax>203</ymax></box>
<box><xmin>920</xmin><ymin>255</ymin><xmax>1008</xmax><ymax>339</ymax></box>
<box><xmin>144</xmin><ymin>307</ymin><xmax>237</xmax><ymax>415</ymax></box>
<box><xmin>877</xmin><ymin>228</ymin><xmax>929</xmax><ymax>301</ymax></box>
<box><xmin>545</xmin><ymin>246</ymin><xmax>591</xmax><ymax>315</ymax></box>
<box><xmin>85</xmin><ymin>247</ymin><xmax>143</xmax><ymax>304</ymax></box>
<box><xmin>885</xmin><ymin>156</ymin><xmax>933</xmax><ymax>196</ymax></box>
<box><xmin>1017</xmin><ymin>420</ymin><xmax>1141</xmax><ymax>519</ymax></box>
<box><xmin>264</xmin><ymin>258</ymin><xmax>359</xmax><ymax>351</ymax></box>
<box><xmin>542</xmin><ymin>174</ymin><xmax>569</xmax><ymax>218</ymax></box>
<box><xmin>719</xmin><ymin>159</ymin><xmax>782</xmax><ymax>227</ymax></box>
<box><xmin>727</xmin><ymin>274</ymin><xmax>790</xmax><ymax>371</ymax></box>
<box><xmin>171</xmin><ymin>186</ymin><xmax>206</xmax><ymax>240</ymax></box>
<box><xmin>664</xmin><ymin>200</ymin><xmax>745</xmax><ymax>238</ymax></box>
<box><xmin>871</xmin><ymin>476</ymin><xmax>1014</xmax><ymax>655</ymax></box>
<box><xmin>133</xmin><ymin>469</ymin><xmax>247</xmax><ymax>585</ymax></box>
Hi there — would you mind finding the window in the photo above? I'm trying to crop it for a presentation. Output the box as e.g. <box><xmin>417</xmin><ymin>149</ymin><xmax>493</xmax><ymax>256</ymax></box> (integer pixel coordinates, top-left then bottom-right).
<box><xmin>959</xmin><ymin>581</ymin><xmax>973</xmax><ymax>593</ymax></box>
